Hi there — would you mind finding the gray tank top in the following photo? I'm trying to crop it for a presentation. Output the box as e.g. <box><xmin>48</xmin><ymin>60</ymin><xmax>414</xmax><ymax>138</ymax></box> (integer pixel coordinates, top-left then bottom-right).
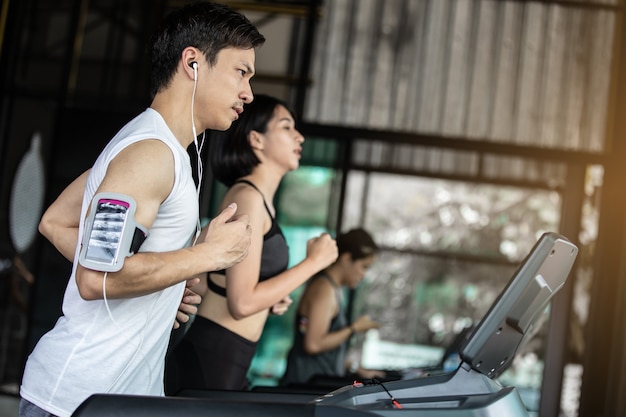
<box><xmin>280</xmin><ymin>273</ymin><xmax>348</xmax><ymax>385</ymax></box>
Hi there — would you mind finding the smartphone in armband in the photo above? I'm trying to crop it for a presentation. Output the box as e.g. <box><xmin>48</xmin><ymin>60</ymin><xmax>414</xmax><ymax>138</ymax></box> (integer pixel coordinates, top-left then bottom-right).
<box><xmin>78</xmin><ymin>193</ymin><xmax>149</xmax><ymax>272</ymax></box>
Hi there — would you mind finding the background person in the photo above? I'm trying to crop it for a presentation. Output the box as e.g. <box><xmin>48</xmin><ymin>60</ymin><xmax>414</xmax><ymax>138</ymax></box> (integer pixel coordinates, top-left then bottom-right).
<box><xmin>280</xmin><ymin>228</ymin><xmax>384</xmax><ymax>387</ymax></box>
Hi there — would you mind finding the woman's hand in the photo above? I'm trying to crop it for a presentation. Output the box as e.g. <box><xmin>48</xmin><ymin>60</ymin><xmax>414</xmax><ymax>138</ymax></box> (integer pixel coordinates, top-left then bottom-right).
<box><xmin>351</xmin><ymin>314</ymin><xmax>382</xmax><ymax>333</ymax></box>
<box><xmin>305</xmin><ymin>233</ymin><xmax>338</xmax><ymax>270</ymax></box>
<box><xmin>270</xmin><ymin>295</ymin><xmax>293</xmax><ymax>315</ymax></box>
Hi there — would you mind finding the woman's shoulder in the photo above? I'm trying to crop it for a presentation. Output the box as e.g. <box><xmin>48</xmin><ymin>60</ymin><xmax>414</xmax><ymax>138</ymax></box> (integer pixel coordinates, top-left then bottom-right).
<box><xmin>220</xmin><ymin>181</ymin><xmax>269</xmax><ymax>227</ymax></box>
<box><xmin>307</xmin><ymin>273</ymin><xmax>337</xmax><ymax>294</ymax></box>
<box><xmin>224</xmin><ymin>181</ymin><xmax>265</xmax><ymax>205</ymax></box>
<box><xmin>301</xmin><ymin>274</ymin><xmax>339</xmax><ymax>311</ymax></box>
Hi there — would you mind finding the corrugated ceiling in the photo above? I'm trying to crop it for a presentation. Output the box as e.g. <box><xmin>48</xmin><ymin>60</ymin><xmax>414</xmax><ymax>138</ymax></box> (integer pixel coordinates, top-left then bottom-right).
<box><xmin>305</xmin><ymin>0</ymin><xmax>616</xmax><ymax>154</ymax></box>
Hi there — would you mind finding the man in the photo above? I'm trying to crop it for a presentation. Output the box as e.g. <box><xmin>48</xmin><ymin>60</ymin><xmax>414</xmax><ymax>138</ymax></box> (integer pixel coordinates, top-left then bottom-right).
<box><xmin>19</xmin><ymin>3</ymin><xmax>264</xmax><ymax>416</ymax></box>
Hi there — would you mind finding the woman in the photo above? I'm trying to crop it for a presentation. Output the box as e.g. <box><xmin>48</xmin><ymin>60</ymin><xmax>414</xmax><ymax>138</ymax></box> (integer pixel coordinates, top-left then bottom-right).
<box><xmin>280</xmin><ymin>228</ymin><xmax>383</xmax><ymax>387</ymax></box>
<box><xmin>165</xmin><ymin>94</ymin><xmax>338</xmax><ymax>393</ymax></box>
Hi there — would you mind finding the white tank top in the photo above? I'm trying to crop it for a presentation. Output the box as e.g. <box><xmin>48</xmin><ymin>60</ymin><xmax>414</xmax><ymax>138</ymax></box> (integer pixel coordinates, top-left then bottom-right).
<box><xmin>20</xmin><ymin>108</ymin><xmax>199</xmax><ymax>417</ymax></box>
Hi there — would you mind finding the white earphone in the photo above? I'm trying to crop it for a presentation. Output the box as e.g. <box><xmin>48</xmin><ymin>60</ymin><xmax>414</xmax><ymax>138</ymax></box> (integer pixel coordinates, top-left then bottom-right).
<box><xmin>190</xmin><ymin>61</ymin><xmax>198</xmax><ymax>81</ymax></box>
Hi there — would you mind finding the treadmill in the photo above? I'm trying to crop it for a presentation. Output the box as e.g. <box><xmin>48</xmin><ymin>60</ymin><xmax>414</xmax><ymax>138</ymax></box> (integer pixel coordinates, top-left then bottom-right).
<box><xmin>73</xmin><ymin>232</ymin><xmax>578</xmax><ymax>417</ymax></box>
<box><xmin>311</xmin><ymin>231</ymin><xmax>578</xmax><ymax>416</ymax></box>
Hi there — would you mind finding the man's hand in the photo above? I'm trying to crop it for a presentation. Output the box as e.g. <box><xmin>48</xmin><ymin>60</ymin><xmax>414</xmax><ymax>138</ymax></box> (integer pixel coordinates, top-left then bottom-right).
<box><xmin>173</xmin><ymin>277</ymin><xmax>202</xmax><ymax>330</ymax></box>
<box><xmin>197</xmin><ymin>203</ymin><xmax>252</xmax><ymax>271</ymax></box>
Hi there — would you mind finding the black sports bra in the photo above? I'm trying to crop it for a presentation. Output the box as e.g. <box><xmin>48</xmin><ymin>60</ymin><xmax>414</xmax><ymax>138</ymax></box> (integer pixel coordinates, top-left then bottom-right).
<box><xmin>207</xmin><ymin>180</ymin><xmax>289</xmax><ymax>297</ymax></box>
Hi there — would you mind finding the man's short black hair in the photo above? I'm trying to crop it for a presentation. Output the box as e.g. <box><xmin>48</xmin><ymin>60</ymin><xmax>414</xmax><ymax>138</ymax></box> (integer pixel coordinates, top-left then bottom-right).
<box><xmin>149</xmin><ymin>1</ymin><xmax>265</xmax><ymax>98</ymax></box>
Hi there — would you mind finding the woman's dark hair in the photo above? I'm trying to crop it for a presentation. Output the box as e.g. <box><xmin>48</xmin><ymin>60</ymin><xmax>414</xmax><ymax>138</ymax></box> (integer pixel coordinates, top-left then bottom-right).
<box><xmin>209</xmin><ymin>94</ymin><xmax>293</xmax><ymax>187</ymax></box>
<box><xmin>336</xmin><ymin>228</ymin><xmax>378</xmax><ymax>261</ymax></box>
<box><xmin>150</xmin><ymin>1</ymin><xmax>265</xmax><ymax>98</ymax></box>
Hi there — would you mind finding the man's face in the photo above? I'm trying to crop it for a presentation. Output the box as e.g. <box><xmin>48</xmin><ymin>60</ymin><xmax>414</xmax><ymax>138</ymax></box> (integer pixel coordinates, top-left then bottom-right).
<box><xmin>196</xmin><ymin>47</ymin><xmax>256</xmax><ymax>131</ymax></box>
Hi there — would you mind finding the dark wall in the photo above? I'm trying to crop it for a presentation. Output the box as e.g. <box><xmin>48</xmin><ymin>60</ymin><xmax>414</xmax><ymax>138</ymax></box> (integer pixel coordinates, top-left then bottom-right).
<box><xmin>0</xmin><ymin>0</ymin><xmax>158</xmax><ymax>359</ymax></box>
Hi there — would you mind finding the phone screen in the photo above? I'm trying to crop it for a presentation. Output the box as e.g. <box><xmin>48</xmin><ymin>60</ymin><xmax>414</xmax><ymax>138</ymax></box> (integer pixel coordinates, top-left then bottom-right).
<box><xmin>83</xmin><ymin>198</ymin><xmax>130</xmax><ymax>266</ymax></box>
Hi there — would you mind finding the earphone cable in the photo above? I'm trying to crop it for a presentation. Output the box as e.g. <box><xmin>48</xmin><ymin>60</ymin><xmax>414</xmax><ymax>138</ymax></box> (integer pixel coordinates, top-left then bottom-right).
<box><xmin>190</xmin><ymin>68</ymin><xmax>202</xmax><ymax>243</ymax></box>
<box><xmin>102</xmin><ymin>271</ymin><xmax>153</xmax><ymax>390</ymax></box>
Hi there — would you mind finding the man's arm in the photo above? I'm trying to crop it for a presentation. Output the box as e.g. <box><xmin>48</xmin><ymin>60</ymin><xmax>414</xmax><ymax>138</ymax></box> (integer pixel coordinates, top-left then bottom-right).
<box><xmin>173</xmin><ymin>277</ymin><xmax>202</xmax><ymax>329</ymax></box>
<box><xmin>71</xmin><ymin>140</ymin><xmax>251</xmax><ymax>300</ymax></box>
<box><xmin>38</xmin><ymin>166</ymin><xmax>218</xmax><ymax>327</ymax></box>
<box><xmin>76</xmin><ymin>204</ymin><xmax>250</xmax><ymax>299</ymax></box>
<box><xmin>39</xmin><ymin>169</ymin><xmax>90</xmax><ymax>261</ymax></box>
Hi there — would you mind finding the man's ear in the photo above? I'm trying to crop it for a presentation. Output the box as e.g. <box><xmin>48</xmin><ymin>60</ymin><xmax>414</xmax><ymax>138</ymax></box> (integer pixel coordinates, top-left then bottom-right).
<box><xmin>181</xmin><ymin>47</ymin><xmax>200</xmax><ymax>80</ymax></box>
<box><xmin>248</xmin><ymin>131</ymin><xmax>264</xmax><ymax>151</ymax></box>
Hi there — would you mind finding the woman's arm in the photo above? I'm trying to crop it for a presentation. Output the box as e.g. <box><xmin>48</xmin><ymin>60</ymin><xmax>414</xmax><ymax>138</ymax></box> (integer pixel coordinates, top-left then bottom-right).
<box><xmin>301</xmin><ymin>279</ymin><xmax>381</xmax><ymax>355</ymax></box>
<box><xmin>223</xmin><ymin>186</ymin><xmax>338</xmax><ymax>319</ymax></box>
<box><xmin>300</xmin><ymin>279</ymin><xmax>348</xmax><ymax>355</ymax></box>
